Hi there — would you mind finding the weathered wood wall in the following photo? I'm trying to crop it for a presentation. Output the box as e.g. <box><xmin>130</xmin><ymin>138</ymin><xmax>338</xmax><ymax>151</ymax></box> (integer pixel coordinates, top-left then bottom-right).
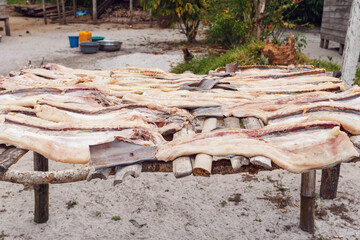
<box><xmin>320</xmin><ymin>0</ymin><xmax>353</xmax><ymax>53</ymax></box>
<box><xmin>0</xmin><ymin>0</ymin><xmax>8</xmax><ymax>17</ymax></box>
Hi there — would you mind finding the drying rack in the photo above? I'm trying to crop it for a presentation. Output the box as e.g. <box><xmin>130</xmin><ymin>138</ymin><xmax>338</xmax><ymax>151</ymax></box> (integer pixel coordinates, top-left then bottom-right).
<box><xmin>0</xmin><ymin>114</ymin><xmax>353</xmax><ymax>233</ymax></box>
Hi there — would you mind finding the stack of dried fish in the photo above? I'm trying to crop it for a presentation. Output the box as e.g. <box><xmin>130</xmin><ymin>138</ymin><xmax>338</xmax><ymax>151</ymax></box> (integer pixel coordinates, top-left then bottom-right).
<box><xmin>0</xmin><ymin>64</ymin><xmax>358</xmax><ymax>176</ymax></box>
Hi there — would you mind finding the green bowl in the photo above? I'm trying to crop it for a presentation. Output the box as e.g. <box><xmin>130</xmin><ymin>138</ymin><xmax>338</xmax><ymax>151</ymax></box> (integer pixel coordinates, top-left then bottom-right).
<box><xmin>92</xmin><ymin>36</ymin><xmax>105</xmax><ymax>42</ymax></box>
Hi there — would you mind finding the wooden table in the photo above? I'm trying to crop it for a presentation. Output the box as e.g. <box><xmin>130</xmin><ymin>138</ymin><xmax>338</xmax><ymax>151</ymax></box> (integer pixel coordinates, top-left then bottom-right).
<box><xmin>0</xmin><ymin>16</ymin><xmax>10</xmax><ymax>36</ymax></box>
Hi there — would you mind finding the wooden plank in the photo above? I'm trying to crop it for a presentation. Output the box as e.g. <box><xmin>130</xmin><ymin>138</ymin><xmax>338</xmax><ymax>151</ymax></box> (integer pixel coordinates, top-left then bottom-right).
<box><xmin>300</xmin><ymin>170</ymin><xmax>316</xmax><ymax>233</ymax></box>
<box><xmin>193</xmin><ymin>118</ymin><xmax>217</xmax><ymax>177</ymax></box>
<box><xmin>321</xmin><ymin>22</ymin><xmax>348</xmax><ymax>32</ymax></box>
<box><xmin>0</xmin><ymin>147</ymin><xmax>28</xmax><ymax>173</ymax></box>
<box><xmin>33</xmin><ymin>152</ymin><xmax>49</xmax><ymax>224</ymax></box>
<box><xmin>320</xmin><ymin>164</ymin><xmax>341</xmax><ymax>199</ymax></box>
<box><xmin>321</xmin><ymin>17</ymin><xmax>350</xmax><ymax>25</ymax></box>
<box><xmin>341</xmin><ymin>0</ymin><xmax>360</xmax><ymax>88</ymax></box>
<box><xmin>324</xmin><ymin>0</ymin><xmax>353</xmax><ymax>7</ymax></box>
<box><xmin>322</xmin><ymin>11</ymin><xmax>350</xmax><ymax>19</ymax></box>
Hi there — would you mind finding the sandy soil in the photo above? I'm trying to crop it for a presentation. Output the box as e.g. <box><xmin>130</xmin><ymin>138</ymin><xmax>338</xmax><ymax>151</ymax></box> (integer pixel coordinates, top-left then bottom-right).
<box><xmin>1</xmin><ymin>17</ymin><xmax>360</xmax><ymax>240</ymax></box>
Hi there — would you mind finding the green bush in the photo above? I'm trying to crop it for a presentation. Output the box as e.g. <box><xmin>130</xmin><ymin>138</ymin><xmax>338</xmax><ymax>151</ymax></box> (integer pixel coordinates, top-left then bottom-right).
<box><xmin>284</xmin><ymin>0</ymin><xmax>324</xmax><ymax>25</ymax></box>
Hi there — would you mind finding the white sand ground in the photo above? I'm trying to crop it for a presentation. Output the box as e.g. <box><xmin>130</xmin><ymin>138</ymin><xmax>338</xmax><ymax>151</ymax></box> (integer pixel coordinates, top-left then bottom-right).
<box><xmin>0</xmin><ymin>17</ymin><xmax>360</xmax><ymax>240</ymax></box>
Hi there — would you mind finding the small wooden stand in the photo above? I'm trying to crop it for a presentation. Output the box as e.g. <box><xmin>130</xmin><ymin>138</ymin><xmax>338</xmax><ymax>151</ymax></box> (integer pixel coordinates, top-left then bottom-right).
<box><xmin>34</xmin><ymin>152</ymin><xmax>49</xmax><ymax>223</ymax></box>
<box><xmin>300</xmin><ymin>170</ymin><xmax>316</xmax><ymax>233</ymax></box>
<box><xmin>320</xmin><ymin>164</ymin><xmax>341</xmax><ymax>199</ymax></box>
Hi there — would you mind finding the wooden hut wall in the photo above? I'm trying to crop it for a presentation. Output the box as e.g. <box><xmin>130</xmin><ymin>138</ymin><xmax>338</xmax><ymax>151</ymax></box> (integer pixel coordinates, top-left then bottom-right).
<box><xmin>320</xmin><ymin>0</ymin><xmax>352</xmax><ymax>45</ymax></box>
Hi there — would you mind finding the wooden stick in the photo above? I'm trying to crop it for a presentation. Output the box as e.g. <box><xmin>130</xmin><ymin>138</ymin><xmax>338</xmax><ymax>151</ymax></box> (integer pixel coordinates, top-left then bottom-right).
<box><xmin>41</xmin><ymin>0</ymin><xmax>47</xmax><ymax>24</ymax></box>
<box><xmin>149</xmin><ymin>9</ymin><xmax>152</xmax><ymax>28</ymax></box>
<box><xmin>241</xmin><ymin>117</ymin><xmax>272</xmax><ymax>169</ymax></box>
<box><xmin>172</xmin><ymin>125</ymin><xmax>194</xmax><ymax>178</ymax></box>
<box><xmin>341</xmin><ymin>0</ymin><xmax>360</xmax><ymax>88</ymax></box>
<box><xmin>61</xmin><ymin>0</ymin><xmax>66</xmax><ymax>24</ymax></box>
<box><xmin>129</xmin><ymin>0</ymin><xmax>133</xmax><ymax>27</ymax></box>
<box><xmin>320</xmin><ymin>164</ymin><xmax>341</xmax><ymax>199</ymax></box>
<box><xmin>0</xmin><ymin>147</ymin><xmax>28</xmax><ymax>173</ymax></box>
<box><xmin>72</xmin><ymin>0</ymin><xmax>76</xmax><ymax>17</ymax></box>
<box><xmin>193</xmin><ymin>118</ymin><xmax>217</xmax><ymax>177</ymax></box>
<box><xmin>86</xmin><ymin>167</ymin><xmax>111</xmax><ymax>181</ymax></box>
<box><xmin>300</xmin><ymin>170</ymin><xmax>316</xmax><ymax>233</ymax></box>
<box><xmin>92</xmin><ymin>0</ymin><xmax>97</xmax><ymax>25</ymax></box>
<box><xmin>56</xmin><ymin>0</ymin><xmax>61</xmax><ymax>19</ymax></box>
<box><xmin>33</xmin><ymin>152</ymin><xmax>49</xmax><ymax>224</ymax></box>
<box><xmin>113</xmin><ymin>164</ymin><xmax>142</xmax><ymax>186</ymax></box>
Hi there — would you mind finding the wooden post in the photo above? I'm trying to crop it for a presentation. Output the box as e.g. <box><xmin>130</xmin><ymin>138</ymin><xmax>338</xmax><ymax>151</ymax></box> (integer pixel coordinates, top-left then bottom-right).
<box><xmin>73</xmin><ymin>0</ymin><xmax>76</xmax><ymax>17</ymax></box>
<box><xmin>34</xmin><ymin>152</ymin><xmax>49</xmax><ymax>223</ymax></box>
<box><xmin>320</xmin><ymin>164</ymin><xmax>341</xmax><ymax>199</ymax></box>
<box><xmin>92</xmin><ymin>0</ymin><xmax>97</xmax><ymax>25</ymax></box>
<box><xmin>300</xmin><ymin>170</ymin><xmax>316</xmax><ymax>233</ymax></box>
<box><xmin>324</xmin><ymin>40</ymin><xmax>329</xmax><ymax>49</ymax></box>
<box><xmin>341</xmin><ymin>0</ymin><xmax>360</xmax><ymax>88</ymax></box>
<box><xmin>4</xmin><ymin>17</ymin><xmax>10</xmax><ymax>36</ymax></box>
<box><xmin>129</xmin><ymin>0</ymin><xmax>133</xmax><ymax>27</ymax></box>
<box><xmin>41</xmin><ymin>0</ymin><xmax>47</xmax><ymax>24</ymax></box>
<box><xmin>61</xmin><ymin>0</ymin><xmax>66</xmax><ymax>25</ymax></box>
<box><xmin>149</xmin><ymin>9</ymin><xmax>152</xmax><ymax>28</ymax></box>
<box><xmin>339</xmin><ymin>43</ymin><xmax>344</xmax><ymax>55</ymax></box>
<box><xmin>320</xmin><ymin>38</ymin><xmax>324</xmax><ymax>48</ymax></box>
<box><xmin>56</xmin><ymin>0</ymin><xmax>61</xmax><ymax>19</ymax></box>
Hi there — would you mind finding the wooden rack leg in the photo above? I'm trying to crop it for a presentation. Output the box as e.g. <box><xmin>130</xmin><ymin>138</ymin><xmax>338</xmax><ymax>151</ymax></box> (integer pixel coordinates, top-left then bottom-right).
<box><xmin>320</xmin><ymin>164</ymin><xmax>341</xmax><ymax>199</ymax></box>
<box><xmin>34</xmin><ymin>152</ymin><xmax>49</xmax><ymax>223</ymax></box>
<box><xmin>300</xmin><ymin>170</ymin><xmax>316</xmax><ymax>233</ymax></box>
<box><xmin>320</xmin><ymin>38</ymin><xmax>324</xmax><ymax>48</ymax></box>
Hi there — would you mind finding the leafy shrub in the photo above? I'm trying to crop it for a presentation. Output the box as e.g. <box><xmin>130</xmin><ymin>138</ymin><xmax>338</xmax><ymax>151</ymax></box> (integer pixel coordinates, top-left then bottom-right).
<box><xmin>284</xmin><ymin>0</ymin><xmax>324</xmax><ymax>25</ymax></box>
<box><xmin>140</xmin><ymin>0</ymin><xmax>208</xmax><ymax>43</ymax></box>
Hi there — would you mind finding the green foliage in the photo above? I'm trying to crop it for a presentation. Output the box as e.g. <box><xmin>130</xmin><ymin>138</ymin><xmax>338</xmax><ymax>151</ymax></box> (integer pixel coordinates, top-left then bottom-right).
<box><xmin>140</xmin><ymin>0</ymin><xmax>208</xmax><ymax>43</ymax></box>
<box><xmin>284</xmin><ymin>0</ymin><xmax>324</xmax><ymax>25</ymax></box>
<box><xmin>203</xmin><ymin>0</ymin><xmax>252</xmax><ymax>47</ymax></box>
<box><xmin>112</xmin><ymin>216</ymin><xmax>121</xmax><ymax>221</ymax></box>
<box><xmin>203</xmin><ymin>0</ymin><xmax>302</xmax><ymax>47</ymax></box>
<box><xmin>171</xmin><ymin>41</ymin><xmax>265</xmax><ymax>74</ymax></box>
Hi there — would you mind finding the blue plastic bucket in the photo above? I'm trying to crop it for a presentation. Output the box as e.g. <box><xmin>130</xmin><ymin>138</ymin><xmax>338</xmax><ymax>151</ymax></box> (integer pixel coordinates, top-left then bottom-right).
<box><xmin>68</xmin><ymin>36</ymin><xmax>79</xmax><ymax>48</ymax></box>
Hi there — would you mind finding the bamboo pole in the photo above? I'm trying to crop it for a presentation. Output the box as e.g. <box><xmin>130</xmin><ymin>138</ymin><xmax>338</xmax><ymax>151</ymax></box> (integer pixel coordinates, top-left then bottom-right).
<box><xmin>61</xmin><ymin>0</ymin><xmax>66</xmax><ymax>24</ymax></box>
<box><xmin>320</xmin><ymin>164</ymin><xmax>341</xmax><ymax>199</ymax></box>
<box><xmin>92</xmin><ymin>0</ymin><xmax>97</xmax><ymax>25</ymax></box>
<box><xmin>41</xmin><ymin>0</ymin><xmax>47</xmax><ymax>25</ymax></box>
<box><xmin>193</xmin><ymin>118</ymin><xmax>217</xmax><ymax>177</ymax></box>
<box><xmin>34</xmin><ymin>152</ymin><xmax>49</xmax><ymax>224</ymax></box>
<box><xmin>300</xmin><ymin>170</ymin><xmax>316</xmax><ymax>232</ymax></box>
<box><xmin>341</xmin><ymin>0</ymin><xmax>360</xmax><ymax>88</ymax></box>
